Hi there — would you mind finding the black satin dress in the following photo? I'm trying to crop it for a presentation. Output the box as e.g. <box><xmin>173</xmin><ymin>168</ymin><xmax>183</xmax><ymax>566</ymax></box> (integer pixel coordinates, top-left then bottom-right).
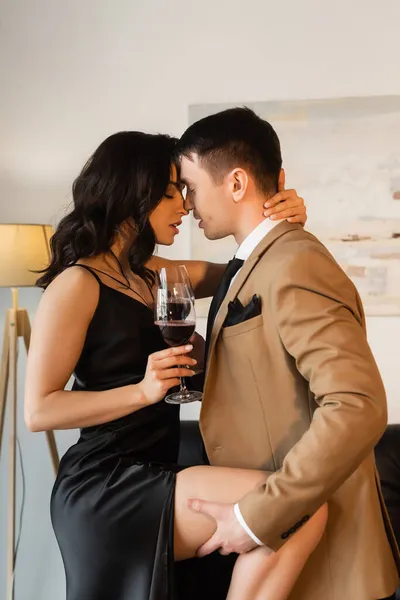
<box><xmin>51</xmin><ymin>266</ymin><xmax>235</xmax><ymax>600</ymax></box>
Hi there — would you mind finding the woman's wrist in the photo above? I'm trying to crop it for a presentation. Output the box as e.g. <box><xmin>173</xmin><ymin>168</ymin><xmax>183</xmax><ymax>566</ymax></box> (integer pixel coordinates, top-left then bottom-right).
<box><xmin>128</xmin><ymin>383</ymin><xmax>149</xmax><ymax>410</ymax></box>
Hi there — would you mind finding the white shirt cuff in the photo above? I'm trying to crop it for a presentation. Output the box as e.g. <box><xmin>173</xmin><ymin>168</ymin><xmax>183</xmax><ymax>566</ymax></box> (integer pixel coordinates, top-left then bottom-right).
<box><xmin>233</xmin><ymin>503</ymin><xmax>264</xmax><ymax>546</ymax></box>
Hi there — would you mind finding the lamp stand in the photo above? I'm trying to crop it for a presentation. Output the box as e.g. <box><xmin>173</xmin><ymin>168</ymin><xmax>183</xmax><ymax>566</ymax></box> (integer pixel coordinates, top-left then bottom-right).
<box><xmin>0</xmin><ymin>288</ymin><xmax>59</xmax><ymax>600</ymax></box>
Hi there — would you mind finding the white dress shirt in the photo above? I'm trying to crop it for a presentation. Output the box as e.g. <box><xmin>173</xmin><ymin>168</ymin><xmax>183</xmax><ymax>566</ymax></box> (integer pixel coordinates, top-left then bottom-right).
<box><xmin>230</xmin><ymin>217</ymin><xmax>280</xmax><ymax>545</ymax></box>
<box><xmin>232</xmin><ymin>217</ymin><xmax>280</xmax><ymax>284</ymax></box>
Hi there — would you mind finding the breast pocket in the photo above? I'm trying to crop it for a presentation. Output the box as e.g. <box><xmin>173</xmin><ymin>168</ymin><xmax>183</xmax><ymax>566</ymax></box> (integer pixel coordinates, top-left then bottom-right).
<box><xmin>221</xmin><ymin>314</ymin><xmax>263</xmax><ymax>339</ymax></box>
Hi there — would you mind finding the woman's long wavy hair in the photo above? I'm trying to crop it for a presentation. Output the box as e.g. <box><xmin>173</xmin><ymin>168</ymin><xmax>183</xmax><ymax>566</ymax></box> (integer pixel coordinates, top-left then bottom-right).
<box><xmin>37</xmin><ymin>131</ymin><xmax>178</xmax><ymax>289</ymax></box>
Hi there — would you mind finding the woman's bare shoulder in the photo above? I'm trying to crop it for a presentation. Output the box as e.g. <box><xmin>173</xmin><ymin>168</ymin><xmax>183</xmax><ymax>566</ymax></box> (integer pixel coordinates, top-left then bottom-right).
<box><xmin>39</xmin><ymin>266</ymin><xmax>100</xmax><ymax>316</ymax></box>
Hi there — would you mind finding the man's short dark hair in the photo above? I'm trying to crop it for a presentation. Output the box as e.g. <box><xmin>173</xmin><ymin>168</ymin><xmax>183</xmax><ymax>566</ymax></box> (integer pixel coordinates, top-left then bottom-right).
<box><xmin>177</xmin><ymin>107</ymin><xmax>282</xmax><ymax>195</ymax></box>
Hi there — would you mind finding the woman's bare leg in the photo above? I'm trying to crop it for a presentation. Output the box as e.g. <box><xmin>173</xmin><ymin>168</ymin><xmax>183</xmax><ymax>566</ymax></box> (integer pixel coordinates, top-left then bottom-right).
<box><xmin>226</xmin><ymin>505</ymin><xmax>328</xmax><ymax>600</ymax></box>
<box><xmin>174</xmin><ymin>465</ymin><xmax>328</xmax><ymax>599</ymax></box>
<box><xmin>174</xmin><ymin>465</ymin><xmax>267</xmax><ymax>558</ymax></box>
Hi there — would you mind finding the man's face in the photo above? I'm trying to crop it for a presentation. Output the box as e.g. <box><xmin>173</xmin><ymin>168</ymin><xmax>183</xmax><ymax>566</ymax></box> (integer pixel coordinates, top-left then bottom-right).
<box><xmin>179</xmin><ymin>154</ymin><xmax>235</xmax><ymax>241</ymax></box>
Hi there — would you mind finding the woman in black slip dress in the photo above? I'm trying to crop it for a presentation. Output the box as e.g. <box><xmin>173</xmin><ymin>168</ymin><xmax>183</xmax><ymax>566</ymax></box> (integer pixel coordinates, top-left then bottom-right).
<box><xmin>24</xmin><ymin>131</ymin><xmax>325</xmax><ymax>600</ymax></box>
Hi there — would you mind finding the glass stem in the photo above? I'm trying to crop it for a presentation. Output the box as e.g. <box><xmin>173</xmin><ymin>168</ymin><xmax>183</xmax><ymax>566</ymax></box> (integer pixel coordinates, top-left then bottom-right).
<box><xmin>179</xmin><ymin>354</ymin><xmax>189</xmax><ymax>393</ymax></box>
<box><xmin>180</xmin><ymin>377</ymin><xmax>188</xmax><ymax>393</ymax></box>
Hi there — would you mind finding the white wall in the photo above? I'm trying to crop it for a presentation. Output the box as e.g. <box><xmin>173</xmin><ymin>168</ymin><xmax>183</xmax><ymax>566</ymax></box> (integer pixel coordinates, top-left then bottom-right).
<box><xmin>1</xmin><ymin>1</ymin><xmax>400</xmax><ymax>598</ymax></box>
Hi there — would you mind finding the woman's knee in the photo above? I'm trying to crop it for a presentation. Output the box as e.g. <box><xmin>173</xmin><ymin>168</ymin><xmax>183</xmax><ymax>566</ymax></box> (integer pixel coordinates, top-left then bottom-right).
<box><xmin>313</xmin><ymin>502</ymin><xmax>328</xmax><ymax>533</ymax></box>
<box><xmin>282</xmin><ymin>502</ymin><xmax>328</xmax><ymax>559</ymax></box>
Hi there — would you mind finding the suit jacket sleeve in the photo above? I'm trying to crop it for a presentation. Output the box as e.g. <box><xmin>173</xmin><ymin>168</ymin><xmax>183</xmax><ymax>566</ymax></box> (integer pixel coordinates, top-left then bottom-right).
<box><xmin>238</xmin><ymin>246</ymin><xmax>388</xmax><ymax>550</ymax></box>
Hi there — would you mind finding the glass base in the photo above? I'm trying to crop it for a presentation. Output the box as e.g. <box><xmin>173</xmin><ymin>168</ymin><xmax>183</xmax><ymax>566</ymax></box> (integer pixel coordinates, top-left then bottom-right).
<box><xmin>165</xmin><ymin>390</ymin><xmax>203</xmax><ymax>404</ymax></box>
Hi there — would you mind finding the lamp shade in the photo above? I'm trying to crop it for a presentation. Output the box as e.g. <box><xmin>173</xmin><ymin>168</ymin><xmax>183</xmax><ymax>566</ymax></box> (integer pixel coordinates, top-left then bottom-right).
<box><xmin>0</xmin><ymin>224</ymin><xmax>54</xmax><ymax>288</ymax></box>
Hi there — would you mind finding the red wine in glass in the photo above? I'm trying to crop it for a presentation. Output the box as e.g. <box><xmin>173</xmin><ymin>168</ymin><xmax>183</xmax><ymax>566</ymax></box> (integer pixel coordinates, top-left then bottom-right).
<box><xmin>156</xmin><ymin>321</ymin><xmax>196</xmax><ymax>347</ymax></box>
<box><xmin>154</xmin><ymin>267</ymin><xmax>202</xmax><ymax>404</ymax></box>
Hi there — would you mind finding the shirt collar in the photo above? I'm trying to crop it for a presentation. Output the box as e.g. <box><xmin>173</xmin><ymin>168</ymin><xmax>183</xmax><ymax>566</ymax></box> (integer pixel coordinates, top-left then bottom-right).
<box><xmin>235</xmin><ymin>218</ymin><xmax>280</xmax><ymax>261</ymax></box>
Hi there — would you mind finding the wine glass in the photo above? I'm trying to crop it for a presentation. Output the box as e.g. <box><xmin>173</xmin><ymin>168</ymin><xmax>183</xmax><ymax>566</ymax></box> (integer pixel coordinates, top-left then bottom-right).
<box><xmin>154</xmin><ymin>265</ymin><xmax>202</xmax><ymax>404</ymax></box>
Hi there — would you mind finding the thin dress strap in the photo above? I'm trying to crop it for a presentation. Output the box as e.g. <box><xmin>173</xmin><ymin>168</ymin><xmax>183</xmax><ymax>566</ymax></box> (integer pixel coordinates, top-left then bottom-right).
<box><xmin>71</xmin><ymin>264</ymin><xmax>150</xmax><ymax>306</ymax></box>
<box><xmin>72</xmin><ymin>264</ymin><xmax>103</xmax><ymax>285</ymax></box>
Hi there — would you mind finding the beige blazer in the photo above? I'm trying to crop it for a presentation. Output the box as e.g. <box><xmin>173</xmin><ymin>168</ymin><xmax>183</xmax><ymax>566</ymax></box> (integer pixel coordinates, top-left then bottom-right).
<box><xmin>200</xmin><ymin>221</ymin><xmax>400</xmax><ymax>600</ymax></box>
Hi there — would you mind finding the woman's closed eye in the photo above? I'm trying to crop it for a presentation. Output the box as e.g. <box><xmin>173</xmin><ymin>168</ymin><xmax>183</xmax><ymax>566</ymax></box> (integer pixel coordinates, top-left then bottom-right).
<box><xmin>165</xmin><ymin>181</ymin><xmax>186</xmax><ymax>200</ymax></box>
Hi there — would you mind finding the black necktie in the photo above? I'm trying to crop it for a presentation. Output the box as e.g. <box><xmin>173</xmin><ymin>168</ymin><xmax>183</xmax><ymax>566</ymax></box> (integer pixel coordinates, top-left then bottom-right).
<box><xmin>204</xmin><ymin>257</ymin><xmax>244</xmax><ymax>360</ymax></box>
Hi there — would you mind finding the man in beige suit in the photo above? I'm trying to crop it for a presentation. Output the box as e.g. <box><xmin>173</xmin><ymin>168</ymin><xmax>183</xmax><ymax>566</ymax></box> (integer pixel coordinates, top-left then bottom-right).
<box><xmin>178</xmin><ymin>107</ymin><xmax>400</xmax><ymax>600</ymax></box>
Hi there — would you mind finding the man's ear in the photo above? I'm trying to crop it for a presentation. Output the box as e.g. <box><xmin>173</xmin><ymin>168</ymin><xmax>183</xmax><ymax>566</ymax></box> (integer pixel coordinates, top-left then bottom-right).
<box><xmin>228</xmin><ymin>168</ymin><xmax>248</xmax><ymax>203</ymax></box>
<box><xmin>278</xmin><ymin>168</ymin><xmax>285</xmax><ymax>192</ymax></box>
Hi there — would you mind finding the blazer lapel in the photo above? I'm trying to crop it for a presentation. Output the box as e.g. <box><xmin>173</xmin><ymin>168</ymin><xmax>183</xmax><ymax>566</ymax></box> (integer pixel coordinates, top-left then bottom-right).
<box><xmin>205</xmin><ymin>221</ymin><xmax>301</xmax><ymax>379</ymax></box>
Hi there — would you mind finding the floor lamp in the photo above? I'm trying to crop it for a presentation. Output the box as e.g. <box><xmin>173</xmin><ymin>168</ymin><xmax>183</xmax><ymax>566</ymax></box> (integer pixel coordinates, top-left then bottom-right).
<box><xmin>0</xmin><ymin>223</ymin><xmax>60</xmax><ymax>600</ymax></box>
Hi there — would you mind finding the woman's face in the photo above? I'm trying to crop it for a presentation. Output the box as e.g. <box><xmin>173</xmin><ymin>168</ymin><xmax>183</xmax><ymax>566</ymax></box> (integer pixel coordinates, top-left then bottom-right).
<box><xmin>149</xmin><ymin>164</ymin><xmax>188</xmax><ymax>246</ymax></box>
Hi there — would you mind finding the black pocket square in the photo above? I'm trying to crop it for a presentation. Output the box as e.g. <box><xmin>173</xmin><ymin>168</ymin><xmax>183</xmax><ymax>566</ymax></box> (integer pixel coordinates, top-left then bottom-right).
<box><xmin>224</xmin><ymin>294</ymin><xmax>262</xmax><ymax>328</ymax></box>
